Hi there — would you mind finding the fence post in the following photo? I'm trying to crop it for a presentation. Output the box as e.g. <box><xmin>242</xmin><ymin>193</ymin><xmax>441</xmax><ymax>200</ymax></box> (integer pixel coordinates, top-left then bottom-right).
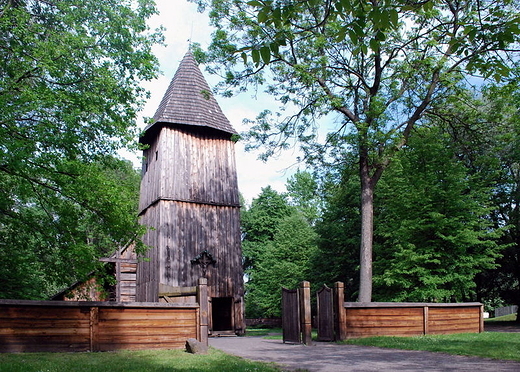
<box><xmin>423</xmin><ymin>306</ymin><xmax>429</xmax><ymax>335</ymax></box>
<box><xmin>333</xmin><ymin>282</ymin><xmax>347</xmax><ymax>341</ymax></box>
<box><xmin>197</xmin><ymin>278</ymin><xmax>209</xmax><ymax>346</ymax></box>
<box><xmin>480</xmin><ymin>305</ymin><xmax>484</xmax><ymax>333</ymax></box>
<box><xmin>89</xmin><ymin>306</ymin><xmax>99</xmax><ymax>352</ymax></box>
<box><xmin>299</xmin><ymin>281</ymin><xmax>312</xmax><ymax>345</ymax></box>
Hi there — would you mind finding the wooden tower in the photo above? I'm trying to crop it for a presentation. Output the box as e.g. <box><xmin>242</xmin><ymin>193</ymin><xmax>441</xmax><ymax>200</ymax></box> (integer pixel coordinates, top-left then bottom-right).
<box><xmin>137</xmin><ymin>51</ymin><xmax>244</xmax><ymax>335</ymax></box>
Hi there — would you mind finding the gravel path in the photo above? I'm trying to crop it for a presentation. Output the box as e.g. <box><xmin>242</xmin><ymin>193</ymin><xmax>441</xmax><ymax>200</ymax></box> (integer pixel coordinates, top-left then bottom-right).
<box><xmin>209</xmin><ymin>336</ymin><xmax>520</xmax><ymax>372</ymax></box>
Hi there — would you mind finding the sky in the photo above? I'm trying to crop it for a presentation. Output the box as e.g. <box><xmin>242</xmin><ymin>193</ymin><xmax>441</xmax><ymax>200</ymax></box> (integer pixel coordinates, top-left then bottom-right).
<box><xmin>124</xmin><ymin>0</ymin><xmax>302</xmax><ymax>205</ymax></box>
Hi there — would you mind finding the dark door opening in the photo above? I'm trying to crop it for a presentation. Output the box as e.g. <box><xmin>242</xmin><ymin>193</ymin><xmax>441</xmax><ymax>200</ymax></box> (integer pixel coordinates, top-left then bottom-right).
<box><xmin>212</xmin><ymin>297</ymin><xmax>233</xmax><ymax>331</ymax></box>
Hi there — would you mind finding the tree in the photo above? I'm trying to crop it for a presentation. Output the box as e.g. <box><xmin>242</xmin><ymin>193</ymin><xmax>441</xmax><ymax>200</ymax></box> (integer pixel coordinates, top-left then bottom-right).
<box><xmin>311</xmin><ymin>165</ymin><xmax>361</xmax><ymax>301</ymax></box>
<box><xmin>241</xmin><ymin>185</ymin><xmax>319</xmax><ymax>317</ymax></box>
<box><xmin>193</xmin><ymin>0</ymin><xmax>520</xmax><ymax>301</ymax></box>
<box><xmin>0</xmin><ymin>0</ymin><xmax>162</xmax><ymax>298</ymax></box>
<box><xmin>286</xmin><ymin>169</ymin><xmax>322</xmax><ymax>225</ymax></box>
<box><xmin>241</xmin><ymin>185</ymin><xmax>293</xmax><ymax>273</ymax></box>
<box><xmin>246</xmin><ymin>212</ymin><xmax>318</xmax><ymax>317</ymax></box>
<box><xmin>373</xmin><ymin>125</ymin><xmax>504</xmax><ymax>302</ymax></box>
<box><xmin>434</xmin><ymin>80</ymin><xmax>520</xmax><ymax>320</ymax></box>
<box><xmin>0</xmin><ymin>157</ymin><xmax>143</xmax><ymax>299</ymax></box>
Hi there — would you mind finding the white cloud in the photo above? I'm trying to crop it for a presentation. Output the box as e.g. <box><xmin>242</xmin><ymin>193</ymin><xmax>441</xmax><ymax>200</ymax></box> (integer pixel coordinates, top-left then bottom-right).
<box><xmin>124</xmin><ymin>0</ymin><xmax>301</xmax><ymax>203</ymax></box>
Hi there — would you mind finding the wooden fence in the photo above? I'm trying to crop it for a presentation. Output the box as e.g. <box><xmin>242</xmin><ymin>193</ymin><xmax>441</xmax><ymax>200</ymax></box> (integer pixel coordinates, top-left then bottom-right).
<box><xmin>283</xmin><ymin>281</ymin><xmax>483</xmax><ymax>343</ymax></box>
<box><xmin>342</xmin><ymin>302</ymin><xmax>484</xmax><ymax>338</ymax></box>
<box><xmin>0</xmin><ymin>278</ymin><xmax>209</xmax><ymax>353</ymax></box>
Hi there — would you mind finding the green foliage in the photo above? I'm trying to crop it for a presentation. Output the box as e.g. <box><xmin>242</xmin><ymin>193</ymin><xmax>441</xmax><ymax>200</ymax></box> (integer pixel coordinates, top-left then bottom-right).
<box><xmin>285</xmin><ymin>169</ymin><xmax>321</xmax><ymax>225</ymax></box>
<box><xmin>373</xmin><ymin>126</ymin><xmax>505</xmax><ymax>302</ymax></box>
<box><xmin>0</xmin><ymin>157</ymin><xmax>145</xmax><ymax>299</ymax></box>
<box><xmin>246</xmin><ymin>213</ymin><xmax>318</xmax><ymax>317</ymax></box>
<box><xmin>195</xmin><ymin>0</ymin><xmax>520</xmax><ymax>301</ymax></box>
<box><xmin>310</xmin><ymin>167</ymin><xmax>361</xmax><ymax>300</ymax></box>
<box><xmin>241</xmin><ymin>186</ymin><xmax>318</xmax><ymax>318</ymax></box>
<box><xmin>437</xmin><ymin>81</ymin><xmax>520</xmax><ymax>319</ymax></box>
<box><xmin>0</xmin><ymin>0</ymin><xmax>162</xmax><ymax>298</ymax></box>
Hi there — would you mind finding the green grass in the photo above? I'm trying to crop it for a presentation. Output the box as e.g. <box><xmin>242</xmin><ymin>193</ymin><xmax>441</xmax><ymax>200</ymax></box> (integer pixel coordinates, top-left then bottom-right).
<box><xmin>342</xmin><ymin>332</ymin><xmax>520</xmax><ymax>362</ymax></box>
<box><xmin>244</xmin><ymin>327</ymin><xmax>282</xmax><ymax>337</ymax></box>
<box><xmin>0</xmin><ymin>348</ymin><xmax>284</xmax><ymax>372</ymax></box>
<box><xmin>486</xmin><ymin>313</ymin><xmax>518</xmax><ymax>322</ymax></box>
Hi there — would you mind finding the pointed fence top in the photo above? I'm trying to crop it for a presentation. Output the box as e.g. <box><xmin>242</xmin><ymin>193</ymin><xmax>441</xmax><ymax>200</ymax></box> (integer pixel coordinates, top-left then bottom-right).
<box><xmin>143</xmin><ymin>51</ymin><xmax>236</xmax><ymax>137</ymax></box>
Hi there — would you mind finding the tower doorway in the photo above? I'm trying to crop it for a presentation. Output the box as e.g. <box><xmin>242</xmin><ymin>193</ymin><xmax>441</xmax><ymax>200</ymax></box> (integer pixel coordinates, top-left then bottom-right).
<box><xmin>212</xmin><ymin>297</ymin><xmax>233</xmax><ymax>332</ymax></box>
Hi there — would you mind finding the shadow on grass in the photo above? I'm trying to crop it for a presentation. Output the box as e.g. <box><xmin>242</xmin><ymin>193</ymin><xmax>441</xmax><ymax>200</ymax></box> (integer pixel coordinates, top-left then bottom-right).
<box><xmin>0</xmin><ymin>348</ymin><xmax>283</xmax><ymax>372</ymax></box>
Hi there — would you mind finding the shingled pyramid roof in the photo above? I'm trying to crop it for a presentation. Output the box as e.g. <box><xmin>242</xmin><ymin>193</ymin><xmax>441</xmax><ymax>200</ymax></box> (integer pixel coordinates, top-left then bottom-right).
<box><xmin>144</xmin><ymin>51</ymin><xmax>236</xmax><ymax>136</ymax></box>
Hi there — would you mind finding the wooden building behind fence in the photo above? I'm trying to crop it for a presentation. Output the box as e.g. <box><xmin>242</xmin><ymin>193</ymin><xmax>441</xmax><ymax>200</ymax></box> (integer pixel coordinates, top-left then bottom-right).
<box><xmin>137</xmin><ymin>51</ymin><xmax>245</xmax><ymax>335</ymax></box>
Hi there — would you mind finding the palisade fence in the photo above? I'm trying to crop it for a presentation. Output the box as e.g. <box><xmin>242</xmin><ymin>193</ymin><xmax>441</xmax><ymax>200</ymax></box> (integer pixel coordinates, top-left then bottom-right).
<box><xmin>282</xmin><ymin>281</ymin><xmax>484</xmax><ymax>344</ymax></box>
<box><xmin>0</xmin><ymin>278</ymin><xmax>209</xmax><ymax>353</ymax></box>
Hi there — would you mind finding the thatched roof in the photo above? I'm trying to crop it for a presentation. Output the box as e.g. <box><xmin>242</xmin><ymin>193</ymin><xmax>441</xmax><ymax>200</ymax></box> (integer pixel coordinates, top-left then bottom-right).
<box><xmin>142</xmin><ymin>51</ymin><xmax>236</xmax><ymax>138</ymax></box>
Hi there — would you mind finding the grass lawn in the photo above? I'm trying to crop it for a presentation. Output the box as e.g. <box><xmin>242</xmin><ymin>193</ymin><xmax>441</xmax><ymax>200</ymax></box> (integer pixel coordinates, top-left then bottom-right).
<box><xmin>0</xmin><ymin>348</ymin><xmax>284</xmax><ymax>372</ymax></box>
<box><xmin>486</xmin><ymin>313</ymin><xmax>518</xmax><ymax>322</ymax></box>
<box><xmin>342</xmin><ymin>331</ymin><xmax>520</xmax><ymax>362</ymax></box>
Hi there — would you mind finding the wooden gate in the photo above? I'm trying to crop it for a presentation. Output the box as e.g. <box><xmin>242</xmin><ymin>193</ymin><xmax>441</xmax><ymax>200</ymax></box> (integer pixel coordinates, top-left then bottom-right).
<box><xmin>282</xmin><ymin>287</ymin><xmax>300</xmax><ymax>343</ymax></box>
<box><xmin>317</xmin><ymin>284</ymin><xmax>334</xmax><ymax>341</ymax></box>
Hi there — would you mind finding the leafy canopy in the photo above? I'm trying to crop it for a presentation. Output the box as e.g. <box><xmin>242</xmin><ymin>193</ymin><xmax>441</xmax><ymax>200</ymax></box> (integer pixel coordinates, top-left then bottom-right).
<box><xmin>0</xmin><ymin>0</ymin><xmax>163</xmax><ymax>298</ymax></box>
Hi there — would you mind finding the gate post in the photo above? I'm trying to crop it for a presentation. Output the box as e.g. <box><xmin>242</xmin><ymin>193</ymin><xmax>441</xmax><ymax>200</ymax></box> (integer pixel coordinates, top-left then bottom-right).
<box><xmin>299</xmin><ymin>281</ymin><xmax>312</xmax><ymax>345</ymax></box>
<box><xmin>334</xmin><ymin>281</ymin><xmax>347</xmax><ymax>341</ymax></box>
<box><xmin>197</xmin><ymin>277</ymin><xmax>209</xmax><ymax>346</ymax></box>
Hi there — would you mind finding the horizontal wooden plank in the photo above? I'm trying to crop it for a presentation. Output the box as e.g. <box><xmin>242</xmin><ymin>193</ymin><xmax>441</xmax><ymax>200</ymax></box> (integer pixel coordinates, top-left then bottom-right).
<box><xmin>98</xmin><ymin>341</ymin><xmax>186</xmax><ymax>351</ymax></box>
<box><xmin>346</xmin><ymin>329</ymin><xmax>423</xmax><ymax>337</ymax></box>
<box><xmin>343</xmin><ymin>302</ymin><xmax>482</xmax><ymax>308</ymax></box>
<box><xmin>428</xmin><ymin>313</ymin><xmax>479</xmax><ymax>320</ymax></box>
<box><xmin>0</xmin><ymin>335</ymin><xmax>90</xmax><ymax>344</ymax></box>
<box><xmin>428</xmin><ymin>308</ymin><xmax>479</xmax><ymax>316</ymax></box>
<box><xmin>0</xmin><ymin>327</ymin><xmax>90</xmax><ymax>336</ymax></box>
<box><xmin>0</xmin><ymin>300</ymin><xmax>198</xmax><ymax>309</ymax></box>
<box><xmin>0</xmin><ymin>343</ymin><xmax>90</xmax><ymax>353</ymax></box>
<box><xmin>99</xmin><ymin>311</ymin><xmax>196</xmax><ymax>321</ymax></box>
<box><xmin>428</xmin><ymin>318</ymin><xmax>478</xmax><ymax>325</ymax></box>
<box><xmin>97</xmin><ymin>332</ymin><xmax>196</xmax><ymax>343</ymax></box>
<box><xmin>120</xmin><ymin>274</ymin><xmax>136</xmax><ymax>281</ymax></box>
<box><xmin>0</xmin><ymin>319</ymin><xmax>90</xmax><ymax>329</ymax></box>
<box><xmin>345</xmin><ymin>314</ymin><xmax>423</xmax><ymax>322</ymax></box>
<box><xmin>0</xmin><ymin>302</ymin><xmax>200</xmax><ymax>353</ymax></box>
<box><xmin>345</xmin><ymin>308</ymin><xmax>423</xmax><ymax>317</ymax></box>
<box><xmin>346</xmin><ymin>320</ymin><xmax>423</xmax><ymax>328</ymax></box>
<box><xmin>99</xmin><ymin>324</ymin><xmax>197</xmax><ymax>332</ymax></box>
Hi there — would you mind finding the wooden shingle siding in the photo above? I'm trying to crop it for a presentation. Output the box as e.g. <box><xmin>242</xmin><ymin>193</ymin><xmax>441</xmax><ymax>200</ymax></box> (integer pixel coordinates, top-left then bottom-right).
<box><xmin>0</xmin><ymin>300</ymin><xmax>198</xmax><ymax>353</ymax></box>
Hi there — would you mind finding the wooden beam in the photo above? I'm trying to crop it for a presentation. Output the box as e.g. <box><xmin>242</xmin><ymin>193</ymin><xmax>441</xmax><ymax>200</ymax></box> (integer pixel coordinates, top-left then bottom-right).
<box><xmin>299</xmin><ymin>281</ymin><xmax>312</xmax><ymax>346</ymax></box>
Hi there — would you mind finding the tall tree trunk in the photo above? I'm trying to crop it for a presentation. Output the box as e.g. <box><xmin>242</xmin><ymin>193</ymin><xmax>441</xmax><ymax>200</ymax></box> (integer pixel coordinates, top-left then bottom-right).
<box><xmin>358</xmin><ymin>147</ymin><xmax>375</xmax><ymax>302</ymax></box>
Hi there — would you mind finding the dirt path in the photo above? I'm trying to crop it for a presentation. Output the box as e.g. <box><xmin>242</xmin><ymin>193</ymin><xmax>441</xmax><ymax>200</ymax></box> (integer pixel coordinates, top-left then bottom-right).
<box><xmin>209</xmin><ymin>336</ymin><xmax>520</xmax><ymax>372</ymax></box>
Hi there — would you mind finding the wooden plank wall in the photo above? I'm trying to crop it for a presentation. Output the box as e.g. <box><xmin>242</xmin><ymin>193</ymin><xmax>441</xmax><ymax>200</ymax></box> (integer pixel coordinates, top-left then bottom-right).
<box><xmin>427</xmin><ymin>306</ymin><xmax>481</xmax><ymax>334</ymax></box>
<box><xmin>139</xmin><ymin>125</ymin><xmax>240</xmax><ymax>213</ymax></box>
<box><xmin>342</xmin><ymin>302</ymin><xmax>483</xmax><ymax>339</ymax></box>
<box><xmin>137</xmin><ymin>202</ymin><xmax>243</xmax><ymax>301</ymax></box>
<box><xmin>0</xmin><ymin>300</ymin><xmax>198</xmax><ymax>353</ymax></box>
<box><xmin>95</xmin><ymin>307</ymin><xmax>197</xmax><ymax>351</ymax></box>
